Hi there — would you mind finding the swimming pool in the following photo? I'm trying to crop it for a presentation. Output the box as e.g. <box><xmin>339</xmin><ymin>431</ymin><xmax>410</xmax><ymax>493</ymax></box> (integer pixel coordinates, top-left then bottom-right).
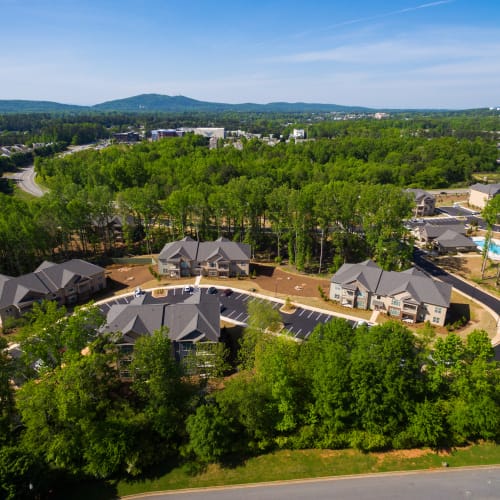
<box><xmin>472</xmin><ymin>237</ymin><xmax>500</xmax><ymax>261</ymax></box>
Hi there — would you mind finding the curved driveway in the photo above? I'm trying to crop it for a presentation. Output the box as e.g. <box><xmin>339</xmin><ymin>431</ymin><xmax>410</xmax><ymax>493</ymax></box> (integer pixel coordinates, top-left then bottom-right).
<box><xmin>123</xmin><ymin>466</ymin><xmax>500</xmax><ymax>500</ymax></box>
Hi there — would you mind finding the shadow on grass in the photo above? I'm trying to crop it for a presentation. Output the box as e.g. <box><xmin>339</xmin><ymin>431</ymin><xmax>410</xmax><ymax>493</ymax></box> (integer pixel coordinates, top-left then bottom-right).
<box><xmin>438</xmin><ymin>256</ymin><xmax>468</xmax><ymax>274</ymax></box>
<box><xmin>447</xmin><ymin>302</ymin><xmax>471</xmax><ymax>324</ymax></box>
<box><xmin>252</xmin><ymin>264</ymin><xmax>275</xmax><ymax>277</ymax></box>
<box><xmin>51</xmin><ymin>477</ymin><xmax>118</xmax><ymax>500</ymax></box>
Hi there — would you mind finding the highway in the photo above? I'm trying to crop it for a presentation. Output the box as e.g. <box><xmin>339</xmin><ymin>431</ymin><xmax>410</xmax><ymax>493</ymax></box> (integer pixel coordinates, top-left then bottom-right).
<box><xmin>123</xmin><ymin>466</ymin><xmax>500</xmax><ymax>500</ymax></box>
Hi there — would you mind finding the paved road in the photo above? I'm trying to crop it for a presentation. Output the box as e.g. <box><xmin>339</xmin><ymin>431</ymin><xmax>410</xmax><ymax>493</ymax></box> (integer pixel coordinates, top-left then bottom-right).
<box><xmin>98</xmin><ymin>286</ymin><xmax>359</xmax><ymax>341</ymax></box>
<box><xmin>7</xmin><ymin>165</ymin><xmax>46</xmax><ymax>197</ymax></box>
<box><xmin>413</xmin><ymin>249</ymin><xmax>500</xmax><ymax>314</ymax></box>
<box><xmin>413</xmin><ymin>249</ymin><xmax>500</xmax><ymax>360</ymax></box>
<box><xmin>123</xmin><ymin>466</ymin><xmax>500</xmax><ymax>499</ymax></box>
<box><xmin>7</xmin><ymin>143</ymin><xmax>98</xmax><ymax>197</ymax></box>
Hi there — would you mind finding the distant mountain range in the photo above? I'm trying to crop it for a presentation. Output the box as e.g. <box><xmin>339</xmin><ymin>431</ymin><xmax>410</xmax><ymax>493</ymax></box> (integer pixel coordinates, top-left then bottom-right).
<box><xmin>0</xmin><ymin>93</ymin><xmax>375</xmax><ymax>114</ymax></box>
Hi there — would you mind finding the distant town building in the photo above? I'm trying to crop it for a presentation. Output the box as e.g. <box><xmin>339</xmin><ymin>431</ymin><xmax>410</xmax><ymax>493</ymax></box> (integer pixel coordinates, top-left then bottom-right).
<box><xmin>151</xmin><ymin>129</ymin><xmax>182</xmax><ymax>141</ymax></box>
<box><xmin>112</xmin><ymin>131</ymin><xmax>140</xmax><ymax>143</ymax></box>
<box><xmin>468</xmin><ymin>183</ymin><xmax>500</xmax><ymax>210</ymax></box>
<box><xmin>181</xmin><ymin>127</ymin><xmax>225</xmax><ymax>139</ymax></box>
<box><xmin>374</xmin><ymin>112</ymin><xmax>390</xmax><ymax>119</ymax></box>
<box><xmin>291</xmin><ymin>129</ymin><xmax>305</xmax><ymax>139</ymax></box>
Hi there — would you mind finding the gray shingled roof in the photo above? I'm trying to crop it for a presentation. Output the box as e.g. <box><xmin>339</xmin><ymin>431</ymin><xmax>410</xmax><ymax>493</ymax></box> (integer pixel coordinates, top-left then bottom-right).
<box><xmin>158</xmin><ymin>236</ymin><xmax>199</xmax><ymax>261</ymax></box>
<box><xmin>101</xmin><ymin>293</ymin><xmax>220</xmax><ymax>344</ymax></box>
<box><xmin>332</xmin><ymin>260</ymin><xmax>452</xmax><ymax>308</ymax></box>
<box><xmin>376</xmin><ymin>271</ymin><xmax>451</xmax><ymax>308</ymax></box>
<box><xmin>421</xmin><ymin>224</ymin><xmax>466</xmax><ymax>239</ymax></box>
<box><xmin>158</xmin><ymin>237</ymin><xmax>251</xmax><ymax>263</ymax></box>
<box><xmin>0</xmin><ymin>260</ymin><xmax>105</xmax><ymax>310</ymax></box>
<box><xmin>406</xmin><ymin>188</ymin><xmax>434</xmax><ymax>202</ymax></box>
<box><xmin>470</xmin><ymin>183</ymin><xmax>500</xmax><ymax>196</ymax></box>
<box><xmin>435</xmin><ymin>230</ymin><xmax>477</xmax><ymax>249</ymax></box>
<box><xmin>197</xmin><ymin>237</ymin><xmax>251</xmax><ymax>262</ymax></box>
<box><xmin>331</xmin><ymin>260</ymin><xmax>383</xmax><ymax>291</ymax></box>
<box><xmin>0</xmin><ymin>273</ymin><xmax>50</xmax><ymax>308</ymax></box>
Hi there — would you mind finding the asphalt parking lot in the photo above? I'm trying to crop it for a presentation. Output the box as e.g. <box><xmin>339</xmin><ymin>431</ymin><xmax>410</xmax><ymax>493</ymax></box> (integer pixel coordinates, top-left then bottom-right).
<box><xmin>98</xmin><ymin>286</ymin><xmax>358</xmax><ymax>341</ymax></box>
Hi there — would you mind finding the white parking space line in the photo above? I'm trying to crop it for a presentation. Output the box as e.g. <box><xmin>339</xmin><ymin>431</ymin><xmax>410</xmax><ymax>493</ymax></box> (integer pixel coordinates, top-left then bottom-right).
<box><xmin>242</xmin><ymin>315</ymin><xmax>249</xmax><ymax>322</ymax></box>
<box><xmin>242</xmin><ymin>296</ymin><xmax>250</xmax><ymax>302</ymax></box>
<box><xmin>235</xmin><ymin>313</ymin><xmax>243</xmax><ymax>321</ymax></box>
<box><xmin>294</xmin><ymin>328</ymin><xmax>302</xmax><ymax>337</ymax></box>
<box><xmin>307</xmin><ymin>311</ymin><xmax>314</xmax><ymax>319</ymax></box>
<box><xmin>299</xmin><ymin>309</ymin><xmax>305</xmax><ymax>317</ymax></box>
<box><xmin>323</xmin><ymin>316</ymin><xmax>330</xmax><ymax>323</ymax></box>
<box><xmin>272</xmin><ymin>303</ymin><xmax>281</xmax><ymax>309</ymax></box>
<box><xmin>316</xmin><ymin>313</ymin><xmax>322</xmax><ymax>321</ymax></box>
<box><xmin>236</xmin><ymin>294</ymin><xmax>244</xmax><ymax>300</ymax></box>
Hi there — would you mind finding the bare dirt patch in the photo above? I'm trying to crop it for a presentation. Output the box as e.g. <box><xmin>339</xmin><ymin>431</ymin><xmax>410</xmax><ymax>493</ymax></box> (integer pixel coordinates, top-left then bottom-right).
<box><xmin>372</xmin><ymin>448</ymin><xmax>434</xmax><ymax>467</ymax></box>
<box><xmin>105</xmin><ymin>264</ymin><xmax>156</xmax><ymax>292</ymax></box>
<box><xmin>251</xmin><ymin>264</ymin><xmax>330</xmax><ymax>299</ymax></box>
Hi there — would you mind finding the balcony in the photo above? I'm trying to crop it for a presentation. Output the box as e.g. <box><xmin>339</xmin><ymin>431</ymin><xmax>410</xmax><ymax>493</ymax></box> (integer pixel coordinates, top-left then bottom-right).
<box><xmin>403</xmin><ymin>303</ymin><xmax>417</xmax><ymax>312</ymax></box>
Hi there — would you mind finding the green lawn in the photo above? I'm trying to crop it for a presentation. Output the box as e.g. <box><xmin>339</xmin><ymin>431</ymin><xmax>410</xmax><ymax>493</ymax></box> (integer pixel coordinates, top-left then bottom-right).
<box><xmin>108</xmin><ymin>443</ymin><xmax>500</xmax><ymax>498</ymax></box>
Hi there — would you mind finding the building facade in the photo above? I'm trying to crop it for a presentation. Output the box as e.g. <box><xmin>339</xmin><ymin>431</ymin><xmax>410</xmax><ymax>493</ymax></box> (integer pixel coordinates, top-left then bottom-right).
<box><xmin>406</xmin><ymin>189</ymin><xmax>436</xmax><ymax>217</ymax></box>
<box><xmin>330</xmin><ymin>260</ymin><xmax>451</xmax><ymax>326</ymax></box>
<box><xmin>158</xmin><ymin>237</ymin><xmax>251</xmax><ymax>278</ymax></box>
<box><xmin>0</xmin><ymin>260</ymin><xmax>106</xmax><ymax>327</ymax></box>
<box><xmin>468</xmin><ymin>183</ymin><xmax>500</xmax><ymax>210</ymax></box>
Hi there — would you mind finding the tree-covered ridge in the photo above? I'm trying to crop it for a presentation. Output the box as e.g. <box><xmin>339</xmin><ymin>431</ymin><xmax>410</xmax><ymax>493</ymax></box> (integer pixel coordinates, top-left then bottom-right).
<box><xmin>0</xmin><ymin>93</ymin><xmax>374</xmax><ymax>114</ymax></box>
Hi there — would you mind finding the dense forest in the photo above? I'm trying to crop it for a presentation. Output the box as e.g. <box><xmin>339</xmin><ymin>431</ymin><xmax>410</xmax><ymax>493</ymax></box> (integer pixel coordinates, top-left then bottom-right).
<box><xmin>1</xmin><ymin>112</ymin><xmax>498</xmax><ymax>276</ymax></box>
<box><xmin>0</xmin><ymin>300</ymin><xmax>498</xmax><ymax>498</ymax></box>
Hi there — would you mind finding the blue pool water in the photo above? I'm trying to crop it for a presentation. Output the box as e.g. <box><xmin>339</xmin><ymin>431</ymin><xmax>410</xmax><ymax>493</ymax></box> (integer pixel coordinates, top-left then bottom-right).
<box><xmin>472</xmin><ymin>237</ymin><xmax>500</xmax><ymax>258</ymax></box>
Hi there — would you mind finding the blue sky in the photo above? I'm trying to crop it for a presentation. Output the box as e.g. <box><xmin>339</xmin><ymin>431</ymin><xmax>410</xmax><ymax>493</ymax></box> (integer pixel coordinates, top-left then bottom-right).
<box><xmin>1</xmin><ymin>0</ymin><xmax>499</xmax><ymax>108</ymax></box>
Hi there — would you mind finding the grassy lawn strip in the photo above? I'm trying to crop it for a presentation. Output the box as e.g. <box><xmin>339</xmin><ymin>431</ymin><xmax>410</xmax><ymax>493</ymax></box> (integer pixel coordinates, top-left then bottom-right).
<box><xmin>116</xmin><ymin>443</ymin><xmax>500</xmax><ymax>497</ymax></box>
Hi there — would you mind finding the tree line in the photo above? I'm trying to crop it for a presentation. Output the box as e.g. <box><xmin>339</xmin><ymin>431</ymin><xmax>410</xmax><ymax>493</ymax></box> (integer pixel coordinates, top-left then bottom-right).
<box><xmin>1</xmin><ymin>116</ymin><xmax>498</xmax><ymax>276</ymax></box>
<box><xmin>0</xmin><ymin>299</ymin><xmax>498</xmax><ymax>498</ymax></box>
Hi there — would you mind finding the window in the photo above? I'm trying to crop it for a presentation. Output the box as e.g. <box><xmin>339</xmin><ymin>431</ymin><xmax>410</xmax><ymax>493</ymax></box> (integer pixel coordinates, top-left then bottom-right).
<box><xmin>334</xmin><ymin>294</ymin><xmax>340</xmax><ymax>300</ymax></box>
<box><xmin>391</xmin><ymin>299</ymin><xmax>400</xmax><ymax>307</ymax></box>
<box><xmin>435</xmin><ymin>306</ymin><xmax>442</xmax><ymax>314</ymax></box>
<box><xmin>389</xmin><ymin>307</ymin><xmax>400</xmax><ymax>316</ymax></box>
<box><xmin>432</xmin><ymin>317</ymin><xmax>441</xmax><ymax>324</ymax></box>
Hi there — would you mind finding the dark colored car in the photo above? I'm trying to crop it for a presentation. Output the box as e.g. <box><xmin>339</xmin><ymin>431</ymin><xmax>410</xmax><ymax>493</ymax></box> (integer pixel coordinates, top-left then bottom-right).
<box><xmin>222</xmin><ymin>288</ymin><xmax>233</xmax><ymax>296</ymax></box>
<box><xmin>207</xmin><ymin>286</ymin><xmax>218</xmax><ymax>294</ymax></box>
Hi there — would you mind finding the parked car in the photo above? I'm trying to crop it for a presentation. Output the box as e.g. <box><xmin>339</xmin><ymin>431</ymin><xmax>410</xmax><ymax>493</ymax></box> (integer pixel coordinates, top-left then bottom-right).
<box><xmin>207</xmin><ymin>286</ymin><xmax>218</xmax><ymax>294</ymax></box>
<box><xmin>134</xmin><ymin>287</ymin><xmax>145</xmax><ymax>297</ymax></box>
<box><xmin>183</xmin><ymin>285</ymin><xmax>194</xmax><ymax>294</ymax></box>
<box><xmin>222</xmin><ymin>288</ymin><xmax>233</xmax><ymax>296</ymax></box>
